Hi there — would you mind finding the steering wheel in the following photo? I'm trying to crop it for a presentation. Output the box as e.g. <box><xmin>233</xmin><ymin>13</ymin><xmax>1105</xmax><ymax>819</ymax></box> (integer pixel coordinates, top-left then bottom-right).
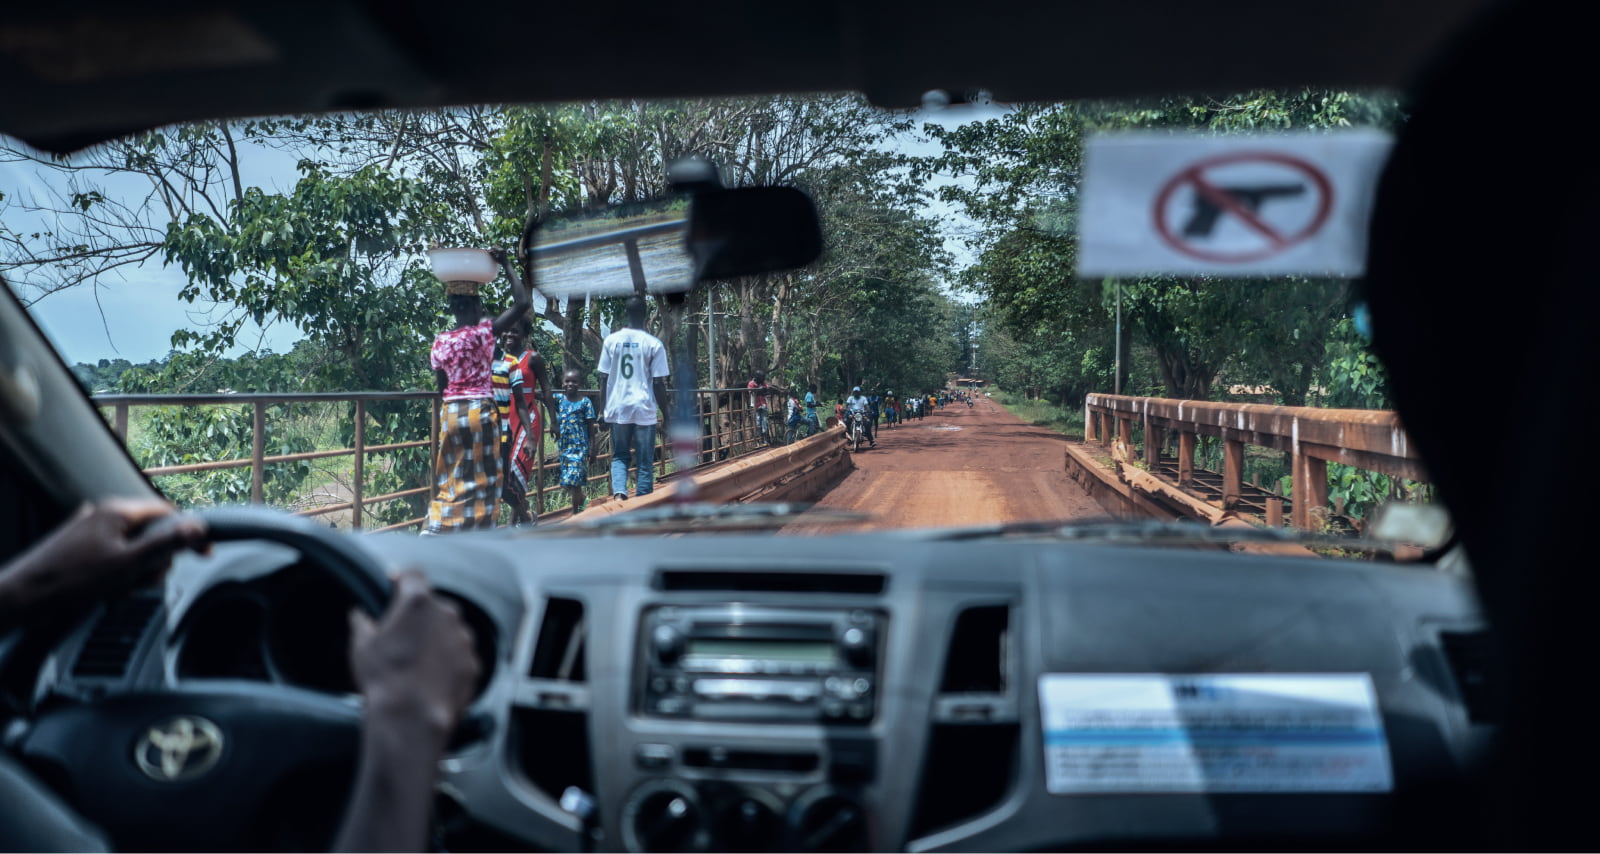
<box><xmin>9</xmin><ymin>507</ymin><xmax>394</xmax><ymax>851</ymax></box>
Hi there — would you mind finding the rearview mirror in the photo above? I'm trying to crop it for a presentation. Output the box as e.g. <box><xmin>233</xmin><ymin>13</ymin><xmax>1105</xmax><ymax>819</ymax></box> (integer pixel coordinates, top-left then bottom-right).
<box><xmin>527</xmin><ymin>186</ymin><xmax>821</xmax><ymax>301</ymax></box>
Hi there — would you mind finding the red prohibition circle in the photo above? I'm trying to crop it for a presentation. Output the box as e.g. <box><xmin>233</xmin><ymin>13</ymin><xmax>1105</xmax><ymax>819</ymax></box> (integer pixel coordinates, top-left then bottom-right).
<box><xmin>1152</xmin><ymin>151</ymin><xmax>1335</xmax><ymax>263</ymax></box>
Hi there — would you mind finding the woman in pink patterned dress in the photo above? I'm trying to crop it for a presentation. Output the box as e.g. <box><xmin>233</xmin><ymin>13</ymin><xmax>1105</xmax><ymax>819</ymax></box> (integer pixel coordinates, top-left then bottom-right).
<box><xmin>424</xmin><ymin>248</ymin><xmax>531</xmax><ymax>534</ymax></box>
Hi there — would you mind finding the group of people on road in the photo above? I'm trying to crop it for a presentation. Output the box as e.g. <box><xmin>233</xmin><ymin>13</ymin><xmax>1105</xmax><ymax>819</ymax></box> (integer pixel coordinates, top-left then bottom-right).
<box><xmin>424</xmin><ymin>251</ymin><xmax>985</xmax><ymax>529</ymax></box>
<box><xmin>742</xmin><ymin>373</ymin><xmax>982</xmax><ymax>447</ymax></box>
<box><xmin>424</xmin><ymin>252</ymin><xmax>669</xmax><ymax>533</ymax></box>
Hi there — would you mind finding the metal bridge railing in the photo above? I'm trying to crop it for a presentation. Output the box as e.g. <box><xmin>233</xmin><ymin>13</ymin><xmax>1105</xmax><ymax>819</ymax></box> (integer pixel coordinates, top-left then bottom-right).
<box><xmin>1083</xmin><ymin>393</ymin><xmax>1426</xmax><ymax>530</ymax></box>
<box><xmin>94</xmin><ymin>387</ymin><xmax>785</xmax><ymax>533</ymax></box>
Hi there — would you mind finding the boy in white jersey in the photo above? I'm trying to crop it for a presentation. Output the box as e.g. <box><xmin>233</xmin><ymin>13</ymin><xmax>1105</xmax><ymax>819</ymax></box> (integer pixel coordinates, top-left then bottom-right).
<box><xmin>597</xmin><ymin>295</ymin><xmax>671</xmax><ymax>499</ymax></box>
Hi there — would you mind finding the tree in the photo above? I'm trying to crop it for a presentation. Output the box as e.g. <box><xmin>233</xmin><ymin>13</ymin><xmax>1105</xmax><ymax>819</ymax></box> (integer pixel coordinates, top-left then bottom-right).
<box><xmin>926</xmin><ymin>90</ymin><xmax>1401</xmax><ymax>406</ymax></box>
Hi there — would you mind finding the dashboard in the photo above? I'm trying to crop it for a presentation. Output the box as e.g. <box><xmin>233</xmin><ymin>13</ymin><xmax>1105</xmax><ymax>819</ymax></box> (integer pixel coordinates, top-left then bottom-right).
<box><xmin>23</xmin><ymin>531</ymin><xmax>1496</xmax><ymax>851</ymax></box>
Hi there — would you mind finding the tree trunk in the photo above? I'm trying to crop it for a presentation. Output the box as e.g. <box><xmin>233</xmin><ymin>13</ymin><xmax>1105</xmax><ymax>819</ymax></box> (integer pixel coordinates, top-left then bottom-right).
<box><xmin>769</xmin><ymin>273</ymin><xmax>792</xmax><ymax>375</ymax></box>
<box><xmin>563</xmin><ymin>298</ymin><xmax>586</xmax><ymax>376</ymax></box>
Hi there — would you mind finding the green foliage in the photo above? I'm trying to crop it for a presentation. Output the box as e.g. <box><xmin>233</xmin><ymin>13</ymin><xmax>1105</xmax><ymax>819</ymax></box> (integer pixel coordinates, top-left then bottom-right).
<box><xmin>992</xmin><ymin>389</ymin><xmax>1086</xmax><ymax>438</ymax></box>
<box><xmin>70</xmin><ymin>357</ymin><xmax>165</xmax><ymax>393</ymax></box>
<box><xmin>134</xmin><ymin>405</ymin><xmax>314</xmax><ymax>508</ymax></box>
<box><xmin>1320</xmin><ymin>318</ymin><xmax>1390</xmax><ymax>409</ymax></box>
<box><xmin>161</xmin><ymin>161</ymin><xmax>455</xmax><ymax>392</ymax></box>
<box><xmin>925</xmin><ymin>90</ymin><xmax>1401</xmax><ymax>408</ymax></box>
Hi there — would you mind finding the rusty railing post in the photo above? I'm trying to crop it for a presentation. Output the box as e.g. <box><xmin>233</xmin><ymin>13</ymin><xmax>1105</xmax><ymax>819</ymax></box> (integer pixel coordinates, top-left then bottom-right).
<box><xmin>712</xmin><ymin>388</ymin><xmax>722</xmax><ymax>460</ymax></box>
<box><xmin>1177</xmin><ymin>431</ymin><xmax>1196</xmax><ymax>486</ymax></box>
<box><xmin>1144</xmin><ymin>424</ymin><xmax>1163</xmax><ymax>470</ymax></box>
<box><xmin>1291</xmin><ymin>451</ymin><xmax>1329</xmax><ymax>529</ymax></box>
<box><xmin>113</xmin><ymin>404</ymin><xmax>129</xmax><ymax>443</ymax></box>
<box><xmin>1084</xmin><ymin>404</ymin><xmax>1097</xmax><ymax>443</ymax></box>
<box><xmin>352</xmin><ymin>400</ymin><xmax>365</xmax><ymax>530</ymax></box>
<box><xmin>251</xmin><ymin>402</ymin><xmax>265</xmax><ymax>505</ymax></box>
<box><xmin>1267</xmin><ymin>495</ymin><xmax>1284</xmax><ymax>527</ymax></box>
<box><xmin>534</xmin><ymin>417</ymin><xmax>547</xmax><ymax>514</ymax></box>
<box><xmin>430</xmin><ymin>397</ymin><xmax>441</xmax><ymax>469</ymax></box>
<box><xmin>1221</xmin><ymin>438</ymin><xmax>1244</xmax><ymax>510</ymax></box>
<box><xmin>658</xmin><ymin>419</ymin><xmax>668</xmax><ymax>480</ymax></box>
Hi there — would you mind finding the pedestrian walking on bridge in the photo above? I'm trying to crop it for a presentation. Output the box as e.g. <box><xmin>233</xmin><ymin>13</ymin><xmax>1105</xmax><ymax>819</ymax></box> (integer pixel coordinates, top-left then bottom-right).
<box><xmin>598</xmin><ymin>295</ymin><xmax>670</xmax><ymax>501</ymax></box>
<box><xmin>425</xmin><ymin>248</ymin><xmax>531</xmax><ymax>535</ymax></box>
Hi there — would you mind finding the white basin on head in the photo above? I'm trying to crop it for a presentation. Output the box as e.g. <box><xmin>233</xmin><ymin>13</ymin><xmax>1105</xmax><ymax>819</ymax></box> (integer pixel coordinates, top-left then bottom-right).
<box><xmin>427</xmin><ymin>247</ymin><xmax>498</xmax><ymax>283</ymax></box>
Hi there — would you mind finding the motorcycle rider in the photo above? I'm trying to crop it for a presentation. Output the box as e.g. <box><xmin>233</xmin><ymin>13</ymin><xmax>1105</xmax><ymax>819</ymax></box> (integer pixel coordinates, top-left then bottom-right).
<box><xmin>844</xmin><ymin>386</ymin><xmax>876</xmax><ymax>448</ymax></box>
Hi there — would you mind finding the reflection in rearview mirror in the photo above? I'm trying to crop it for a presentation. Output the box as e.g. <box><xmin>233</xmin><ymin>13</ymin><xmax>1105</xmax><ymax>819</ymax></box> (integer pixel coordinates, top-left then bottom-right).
<box><xmin>530</xmin><ymin>200</ymin><xmax>691</xmax><ymax>301</ymax></box>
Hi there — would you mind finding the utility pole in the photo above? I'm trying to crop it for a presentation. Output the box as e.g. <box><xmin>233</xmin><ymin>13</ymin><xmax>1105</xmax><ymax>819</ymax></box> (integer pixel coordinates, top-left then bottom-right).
<box><xmin>1112</xmin><ymin>278</ymin><xmax>1122</xmax><ymax>395</ymax></box>
<box><xmin>706</xmin><ymin>289</ymin><xmax>718</xmax><ymax>389</ymax></box>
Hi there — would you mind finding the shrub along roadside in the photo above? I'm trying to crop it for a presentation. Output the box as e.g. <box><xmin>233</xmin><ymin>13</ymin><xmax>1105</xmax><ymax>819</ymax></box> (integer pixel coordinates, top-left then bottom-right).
<box><xmin>992</xmin><ymin>390</ymin><xmax>1085</xmax><ymax>440</ymax></box>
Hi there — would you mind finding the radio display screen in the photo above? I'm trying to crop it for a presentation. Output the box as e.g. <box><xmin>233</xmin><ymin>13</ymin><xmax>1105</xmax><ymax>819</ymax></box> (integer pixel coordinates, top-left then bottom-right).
<box><xmin>685</xmin><ymin>639</ymin><xmax>837</xmax><ymax>663</ymax></box>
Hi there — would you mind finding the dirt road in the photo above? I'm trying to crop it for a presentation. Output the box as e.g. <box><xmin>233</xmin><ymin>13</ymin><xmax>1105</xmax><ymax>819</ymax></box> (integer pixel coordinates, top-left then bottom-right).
<box><xmin>786</xmin><ymin>397</ymin><xmax>1105</xmax><ymax>532</ymax></box>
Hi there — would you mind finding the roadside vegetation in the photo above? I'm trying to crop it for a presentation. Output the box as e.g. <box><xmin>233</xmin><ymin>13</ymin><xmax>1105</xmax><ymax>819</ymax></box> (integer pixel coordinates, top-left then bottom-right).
<box><xmin>992</xmin><ymin>390</ymin><xmax>1084</xmax><ymax>440</ymax></box>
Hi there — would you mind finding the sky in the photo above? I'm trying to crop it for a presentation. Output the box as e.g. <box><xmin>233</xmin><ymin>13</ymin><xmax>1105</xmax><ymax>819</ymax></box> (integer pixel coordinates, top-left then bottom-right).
<box><xmin>1</xmin><ymin>136</ymin><xmax>308</xmax><ymax>365</ymax></box>
<box><xmin>2</xmin><ymin>97</ymin><xmax>1007</xmax><ymax>367</ymax></box>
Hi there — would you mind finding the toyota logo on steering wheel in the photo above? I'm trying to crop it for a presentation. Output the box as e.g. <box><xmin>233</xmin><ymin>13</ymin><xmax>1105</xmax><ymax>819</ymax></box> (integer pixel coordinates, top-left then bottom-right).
<box><xmin>134</xmin><ymin>716</ymin><xmax>224</xmax><ymax>782</ymax></box>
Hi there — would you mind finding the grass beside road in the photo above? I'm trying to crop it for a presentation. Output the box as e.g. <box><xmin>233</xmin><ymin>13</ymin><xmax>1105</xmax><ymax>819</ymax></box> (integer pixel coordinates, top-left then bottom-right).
<box><xmin>992</xmin><ymin>390</ymin><xmax>1086</xmax><ymax>440</ymax></box>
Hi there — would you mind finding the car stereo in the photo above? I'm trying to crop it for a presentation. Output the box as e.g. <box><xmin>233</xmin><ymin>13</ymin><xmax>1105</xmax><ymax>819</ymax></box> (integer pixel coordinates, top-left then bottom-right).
<box><xmin>639</xmin><ymin>606</ymin><xmax>881</xmax><ymax>724</ymax></box>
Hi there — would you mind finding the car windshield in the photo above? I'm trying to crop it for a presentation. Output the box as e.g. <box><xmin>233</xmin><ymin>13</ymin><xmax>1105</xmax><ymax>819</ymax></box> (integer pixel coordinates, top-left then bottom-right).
<box><xmin>0</xmin><ymin>91</ymin><xmax>1438</xmax><ymax>554</ymax></box>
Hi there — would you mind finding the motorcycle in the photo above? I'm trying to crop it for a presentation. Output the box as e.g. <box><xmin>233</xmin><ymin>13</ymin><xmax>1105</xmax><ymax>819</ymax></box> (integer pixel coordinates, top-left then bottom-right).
<box><xmin>847</xmin><ymin>410</ymin><xmax>868</xmax><ymax>452</ymax></box>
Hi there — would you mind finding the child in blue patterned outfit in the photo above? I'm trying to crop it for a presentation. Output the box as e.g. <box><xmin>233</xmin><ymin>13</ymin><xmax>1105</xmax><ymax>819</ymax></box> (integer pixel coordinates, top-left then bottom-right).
<box><xmin>555</xmin><ymin>369</ymin><xmax>598</xmax><ymax>513</ymax></box>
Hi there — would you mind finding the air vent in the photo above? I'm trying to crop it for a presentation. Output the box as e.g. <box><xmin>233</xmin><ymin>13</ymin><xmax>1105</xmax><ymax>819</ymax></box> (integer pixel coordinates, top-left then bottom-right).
<box><xmin>656</xmin><ymin>570</ymin><xmax>885</xmax><ymax>594</ymax></box>
<box><xmin>911</xmin><ymin>603</ymin><xmax>1020</xmax><ymax>840</ymax></box>
<box><xmin>1440</xmin><ymin>629</ymin><xmax>1503</xmax><ymax>724</ymax></box>
<box><xmin>512</xmin><ymin>708</ymin><xmax>593</xmax><ymax>802</ymax></box>
<box><xmin>909</xmin><ymin>724</ymin><xmax>1019</xmax><ymax>839</ymax></box>
<box><xmin>529</xmin><ymin>597</ymin><xmax>586</xmax><ymax>682</ymax></box>
<box><xmin>73</xmin><ymin>592</ymin><xmax>163</xmax><ymax>678</ymax></box>
<box><xmin>940</xmin><ymin>605</ymin><xmax>1010</xmax><ymax>693</ymax></box>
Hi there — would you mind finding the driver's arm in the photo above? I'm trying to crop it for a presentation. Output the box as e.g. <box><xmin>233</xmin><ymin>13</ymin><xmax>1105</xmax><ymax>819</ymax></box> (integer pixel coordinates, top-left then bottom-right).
<box><xmin>334</xmin><ymin>571</ymin><xmax>479</xmax><ymax>853</ymax></box>
<box><xmin>0</xmin><ymin>500</ymin><xmax>207</xmax><ymax>633</ymax></box>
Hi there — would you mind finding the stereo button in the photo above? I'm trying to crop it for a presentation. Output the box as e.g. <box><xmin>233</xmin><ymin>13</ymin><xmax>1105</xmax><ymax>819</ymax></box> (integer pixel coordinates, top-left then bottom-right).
<box><xmin>636</xmin><ymin>743</ymin><xmax>675</xmax><ymax>769</ymax></box>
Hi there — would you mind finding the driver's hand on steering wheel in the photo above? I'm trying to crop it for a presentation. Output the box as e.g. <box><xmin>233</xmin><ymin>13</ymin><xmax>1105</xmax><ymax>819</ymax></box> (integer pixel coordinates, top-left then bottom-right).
<box><xmin>347</xmin><ymin>570</ymin><xmax>480</xmax><ymax>741</ymax></box>
<box><xmin>0</xmin><ymin>498</ymin><xmax>208</xmax><ymax>629</ymax></box>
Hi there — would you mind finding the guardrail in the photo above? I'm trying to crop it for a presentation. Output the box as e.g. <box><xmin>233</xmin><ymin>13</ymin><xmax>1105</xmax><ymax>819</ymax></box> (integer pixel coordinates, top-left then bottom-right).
<box><xmin>1083</xmin><ymin>393</ymin><xmax>1426</xmax><ymax>529</ymax></box>
<box><xmin>566</xmin><ymin>423</ymin><xmax>851</xmax><ymax>523</ymax></box>
<box><xmin>94</xmin><ymin>386</ymin><xmax>788</xmax><ymax>532</ymax></box>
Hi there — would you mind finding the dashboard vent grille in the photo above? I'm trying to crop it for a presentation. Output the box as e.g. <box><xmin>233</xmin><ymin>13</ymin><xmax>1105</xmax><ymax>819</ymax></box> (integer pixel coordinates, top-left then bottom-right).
<box><xmin>910</xmin><ymin>724</ymin><xmax>1019</xmax><ymax>839</ymax></box>
<box><xmin>940</xmin><ymin>605</ymin><xmax>1010</xmax><ymax>693</ymax></box>
<box><xmin>529</xmin><ymin>597</ymin><xmax>586</xmax><ymax>682</ymax></box>
<box><xmin>72</xmin><ymin>592</ymin><xmax>162</xmax><ymax>678</ymax></box>
<box><xmin>656</xmin><ymin>570</ymin><xmax>885</xmax><ymax>594</ymax></box>
<box><xmin>1440</xmin><ymin>629</ymin><xmax>1502</xmax><ymax>724</ymax></box>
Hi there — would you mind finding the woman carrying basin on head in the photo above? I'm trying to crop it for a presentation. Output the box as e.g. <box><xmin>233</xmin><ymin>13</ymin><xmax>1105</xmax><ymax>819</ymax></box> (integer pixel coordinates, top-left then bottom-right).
<box><xmin>424</xmin><ymin>248</ymin><xmax>531</xmax><ymax>535</ymax></box>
